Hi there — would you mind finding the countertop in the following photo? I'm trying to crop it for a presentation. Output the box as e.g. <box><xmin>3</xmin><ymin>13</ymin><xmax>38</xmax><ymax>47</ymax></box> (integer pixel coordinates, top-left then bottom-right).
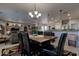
<box><xmin>51</xmin><ymin>30</ymin><xmax>79</xmax><ymax>32</ymax></box>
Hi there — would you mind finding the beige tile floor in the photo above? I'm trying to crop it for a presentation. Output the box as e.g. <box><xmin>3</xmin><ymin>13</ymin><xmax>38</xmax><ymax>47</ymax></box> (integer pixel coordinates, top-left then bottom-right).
<box><xmin>51</xmin><ymin>39</ymin><xmax>79</xmax><ymax>56</ymax></box>
<box><xmin>0</xmin><ymin>40</ymin><xmax>79</xmax><ymax>56</ymax></box>
<box><xmin>0</xmin><ymin>42</ymin><xmax>19</xmax><ymax>56</ymax></box>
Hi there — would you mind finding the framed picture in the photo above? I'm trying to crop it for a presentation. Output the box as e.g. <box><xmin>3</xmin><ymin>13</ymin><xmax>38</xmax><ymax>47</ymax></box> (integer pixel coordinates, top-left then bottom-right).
<box><xmin>68</xmin><ymin>40</ymin><xmax>76</xmax><ymax>47</ymax></box>
<box><xmin>67</xmin><ymin>34</ymin><xmax>77</xmax><ymax>47</ymax></box>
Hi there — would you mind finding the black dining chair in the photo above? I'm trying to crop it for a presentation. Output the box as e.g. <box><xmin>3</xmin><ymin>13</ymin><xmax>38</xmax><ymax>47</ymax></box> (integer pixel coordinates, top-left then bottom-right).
<box><xmin>38</xmin><ymin>31</ymin><xmax>43</xmax><ymax>35</ymax></box>
<box><xmin>50</xmin><ymin>32</ymin><xmax>55</xmax><ymax>36</ymax></box>
<box><xmin>18</xmin><ymin>31</ymin><xmax>31</xmax><ymax>56</ymax></box>
<box><xmin>42</xmin><ymin>33</ymin><xmax>68</xmax><ymax>56</ymax></box>
<box><xmin>18</xmin><ymin>31</ymin><xmax>40</xmax><ymax>56</ymax></box>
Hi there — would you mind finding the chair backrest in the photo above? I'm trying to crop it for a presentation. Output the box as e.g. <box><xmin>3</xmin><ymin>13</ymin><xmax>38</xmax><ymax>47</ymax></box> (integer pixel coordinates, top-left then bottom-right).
<box><xmin>44</xmin><ymin>31</ymin><xmax>55</xmax><ymax>36</ymax></box>
<box><xmin>38</xmin><ymin>31</ymin><xmax>43</xmax><ymax>35</ymax></box>
<box><xmin>10</xmin><ymin>32</ymin><xmax>19</xmax><ymax>44</ymax></box>
<box><xmin>18</xmin><ymin>31</ymin><xmax>31</xmax><ymax>55</ymax></box>
<box><xmin>50</xmin><ymin>32</ymin><xmax>55</xmax><ymax>36</ymax></box>
<box><xmin>57</xmin><ymin>33</ymin><xmax>67</xmax><ymax>56</ymax></box>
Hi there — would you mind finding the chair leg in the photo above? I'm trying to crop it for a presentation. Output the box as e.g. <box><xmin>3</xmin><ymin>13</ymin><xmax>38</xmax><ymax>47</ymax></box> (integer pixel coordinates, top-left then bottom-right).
<box><xmin>21</xmin><ymin>49</ymin><xmax>30</xmax><ymax>56</ymax></box>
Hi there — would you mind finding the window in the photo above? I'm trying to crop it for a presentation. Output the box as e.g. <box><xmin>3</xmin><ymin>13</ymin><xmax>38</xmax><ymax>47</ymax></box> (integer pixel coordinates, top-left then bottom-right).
<box><xmin>41</xmin><ymin>26</ymin><xmax>48</xmax><ymax>31</ymax></box>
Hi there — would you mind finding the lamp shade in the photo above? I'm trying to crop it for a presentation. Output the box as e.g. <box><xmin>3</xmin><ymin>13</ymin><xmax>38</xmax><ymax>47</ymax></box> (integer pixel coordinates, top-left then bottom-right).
<box><xmin>34</xmin><ymin>11</ymin><xmax>38</xmax><ymax>15</ymax></box>
<box><xmin>29</xmin><ymin>11</ymin><xmax>41</xmax><ymax>18</ymax></box>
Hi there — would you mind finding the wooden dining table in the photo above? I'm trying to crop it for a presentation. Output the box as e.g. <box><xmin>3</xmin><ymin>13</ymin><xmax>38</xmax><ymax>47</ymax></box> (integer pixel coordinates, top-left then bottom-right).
<box><xmin>29</xmin><ymin>35</ymin><xmax>56</xmax><ymax>44</ymax></box>
<box><xmin>29</xmin><ymin>35</ymin><xmax>57</xmax><ymax>55</ymax></box>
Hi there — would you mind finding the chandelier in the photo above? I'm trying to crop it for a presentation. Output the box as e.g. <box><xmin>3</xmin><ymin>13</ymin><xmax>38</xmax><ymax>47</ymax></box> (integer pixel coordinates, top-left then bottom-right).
<box><xmin>29</xmin><ymin>4</ymin><xmax>41</xmax><ymax>18</ymax></box>
<box><xmin>59</xmin><ymin>9</ymin><xmax>71</xmax><ymax>20</ymax></box>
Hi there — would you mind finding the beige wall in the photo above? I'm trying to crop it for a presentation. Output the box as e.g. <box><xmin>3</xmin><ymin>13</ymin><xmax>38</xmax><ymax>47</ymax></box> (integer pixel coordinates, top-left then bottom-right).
<box><xmin>42</xmin><ymin>19</ymin><xmax>79</xmax><ymax>30</ymax></box>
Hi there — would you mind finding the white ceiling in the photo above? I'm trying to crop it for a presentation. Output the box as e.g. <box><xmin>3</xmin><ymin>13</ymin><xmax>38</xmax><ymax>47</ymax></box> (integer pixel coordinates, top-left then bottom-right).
<box><xmin>15</xmin><ymin>3</ymin><xmax>79</xmax><ymax>19</ymax></box>
<box><xmin>0</xmin><ymin>3</ymin><xmax>79</xmax><ymax>24</ymax></box>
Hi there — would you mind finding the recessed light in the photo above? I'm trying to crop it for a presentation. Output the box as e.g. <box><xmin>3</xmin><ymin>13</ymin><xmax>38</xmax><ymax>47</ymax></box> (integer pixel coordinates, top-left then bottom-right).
<box><xmin>67</xmin><ymin>13</ymin><xmax>71</xmax><ymax>16</ymax></box>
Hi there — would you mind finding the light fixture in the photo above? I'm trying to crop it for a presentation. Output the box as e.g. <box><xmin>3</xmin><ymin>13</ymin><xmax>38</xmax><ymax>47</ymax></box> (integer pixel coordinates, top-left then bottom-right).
<box><xmin>38</xmin><ymin>13</ymin><xmax>41</xmax><ymax>16</ymax></box>
<box><xmin>67</xmin><ymin>13</ymin><xmax>71</xmax><ymax>16</ymax></box>
<box><xmin>59</xmin><ymin>9</ymin><xmax>63</xmax><ymax>20</ymax></box>
<box><xmin>59</xmin><ymin>10</ymin><xmax>72</xmax><ymax>20</ymax></box>
<box><xmin>36</xmin><ymin>15</ymin><xmax>39</xmax><ymax>18</ymax></box>
<box><xmin>29</xmin><ymin>12</ymin><xmax>34</xmax><ymax>18</ymax></box>
<box><xmin>34</xmin><ymin>11</ymin><xmax>38</xmax><ymax>15</ymax></box>
<box><xmin>67</xmin><ymin>12</ymin><xmax>71</xmax><ymax>19</ymax></box>
<box><xmin>28</xmin><ymin>4</ymin><xmax>41</xmax><ymax>19</ymax></box>
<box><xmin>18</xmin><ymin>24</ymin><xmax>21</xmax><ymax>27</ymax></box>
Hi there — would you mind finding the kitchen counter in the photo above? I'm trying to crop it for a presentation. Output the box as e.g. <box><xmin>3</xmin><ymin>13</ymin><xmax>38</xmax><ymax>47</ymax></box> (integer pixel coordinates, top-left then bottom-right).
<box><xmin>52</xmin><ymin>29</ymin><xmax>79</xmax><ymax>32</ymax></box>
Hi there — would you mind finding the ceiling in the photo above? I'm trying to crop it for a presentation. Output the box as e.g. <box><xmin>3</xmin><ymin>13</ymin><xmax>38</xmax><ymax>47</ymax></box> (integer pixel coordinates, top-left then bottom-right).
<box><xmin>14</xmin><ymin>3</ymin><xmax>79</xmax><ymax>19</ymax></box>
<box><xmin>0</xmin><ymin>3</ymin><xmax>79</xmax><ymax>24</ymax></box>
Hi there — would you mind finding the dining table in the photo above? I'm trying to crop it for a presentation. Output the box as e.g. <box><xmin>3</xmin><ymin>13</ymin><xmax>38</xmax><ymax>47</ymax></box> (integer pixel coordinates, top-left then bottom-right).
<box><xmin>29</xmin><ymin>35</ymin><xmax>56</xmax><ymax>44</ymax></box>
<box><xmin>29</xmin><ymin>35</ymin><xmax>57</xmax><ymax>55</ymax></box>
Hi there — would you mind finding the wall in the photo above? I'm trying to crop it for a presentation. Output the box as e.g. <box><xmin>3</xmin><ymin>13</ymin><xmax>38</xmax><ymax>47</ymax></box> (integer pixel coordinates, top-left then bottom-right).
<box><xmin>45</xmin><ymin>18</ymin><xmax>79</xmax><ymax>30</ymax></box>
<box><xmin>69</xmin><ymin>19</ymin><xmax>79</xmax><ymax>30</ymax></box>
